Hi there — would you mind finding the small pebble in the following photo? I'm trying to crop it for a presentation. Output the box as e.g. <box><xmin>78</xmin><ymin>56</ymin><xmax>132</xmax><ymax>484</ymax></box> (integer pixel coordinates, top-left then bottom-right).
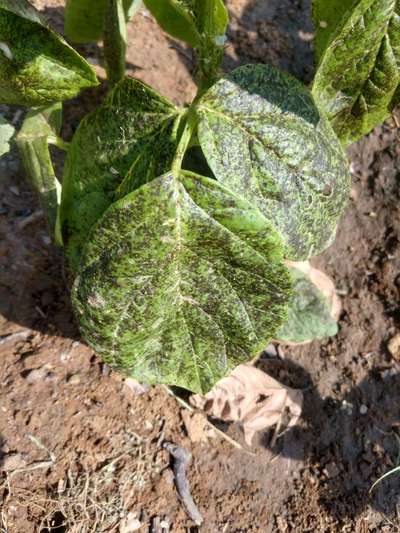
<box><xmin>359</xmin><ymin>404</ymin><xmax>368</xmax><ymax>415</ymax></box>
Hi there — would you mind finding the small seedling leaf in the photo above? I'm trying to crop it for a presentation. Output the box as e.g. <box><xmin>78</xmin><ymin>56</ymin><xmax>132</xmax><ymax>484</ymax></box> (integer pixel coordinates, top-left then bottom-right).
<box><xmin>313</xmin><ymin>0</ymin><xmax>400</xmax><ymax>145</ymax></box>
<box><xmin>143</xmin><ymin>0</ymin><xmax>201</xmax><ymax>47</ymax></box>
<box><xmin>0</xmin><ymin>0</ymin><xmax>98</xmax><ymax>106</ymax></box>
<box><xmin>276</xmin><ymin>261</ymin><xmax>340</xmax><ymax>344</ymax></box>
<box><xmin>64</xmin><ymin>0</ymin><xmax>141</xmax><ymax>43</ymax></box>
<box><xmin>0</xmin><ymin>115</ymin><xmax>15</xmax><ymax>157</ymax></box>
<box><xmin>72</xmin><ymin>171</ymin><xmax>291</xmax><ymax>394</ymax></box>
<box><xmin>197</xmin><ymin>64</ymin><xmax>350</xmax><ymax>260</ymax></box>
<box><xmin>60</xmin><ymin>77</ymin><xmax>182</xmax><ymax>271</ymax></box>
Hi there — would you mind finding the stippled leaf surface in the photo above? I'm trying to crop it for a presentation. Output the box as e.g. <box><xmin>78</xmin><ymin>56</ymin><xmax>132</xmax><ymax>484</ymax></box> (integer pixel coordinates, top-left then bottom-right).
<box><xmin>197</xmin><ymin>64</ymin><xmax>350</xmax><ymax>260</ymax></box>
<box><xmin>60</xmin><ymin>77</ymin><xmax>182</xmax><ymax>271</ymax></box>
<box><xmin>65</xmin><ymin>0</ymin><xmax>141</xmax><ymax>43</ymax></box>
<box><xmin>276</xmin><ymin>263</ymin><xmax>339</xmax><ymax>344</ymax></box>
<box><xmin>73</xmin><ymin>171</ymin><xmax>291</xmax><ymax>393</ymax></box>
<box><xmin>313</xmin><ymin>0</ymin><xmax>400</xmax><ymax>145</ymax></box>
<box><xmin>0</xmin><ymin>0</ymin><xmax>98</xmax><ymax>106</ymax></box>
<box><xmin>0</xmin><ymin>114</ymin><xmax>14</xmax><ymax>157</ymax></box>
<box><xmin>16</xmin><ymin>103</ymin><xmax>63</xmax><ymax>243</ymax></box>
<box><xmin>312</xmin><ymin>0</ymin><xmax>356</xmax><ymax>63</ymax></box>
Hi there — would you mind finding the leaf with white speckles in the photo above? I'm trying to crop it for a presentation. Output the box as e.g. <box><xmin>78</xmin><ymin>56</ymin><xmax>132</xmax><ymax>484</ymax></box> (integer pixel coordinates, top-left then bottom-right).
<box><xmin>313</xmin><ymin>0</ymin><xmax>400</xmax><ymax>145</ymax></box>
<box><xmin>72</xmin><ymin>171</ymin><xmax>291</xmax><ymax>393</ymax></box>
<box><xmin>60</xmin><ymin>77</ymin><xmax>182</xmax><ymax>271</ymax></box>
<box><xmin>0</xmin><ymin>0</ymin><xmax>98</xmax><ymax>106</ymax></box>
<box><xmin>196</xmin><ymin>64</ymin><xmax>350</xmax><ymax>260</ymax></box>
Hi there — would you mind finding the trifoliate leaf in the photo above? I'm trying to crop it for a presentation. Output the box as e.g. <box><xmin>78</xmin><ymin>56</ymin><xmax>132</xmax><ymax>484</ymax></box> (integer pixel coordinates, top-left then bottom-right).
<box><xmin>0</xmin><ymin>0</ymin><xmax>98</xmax><ymax>106</ymax></box>
<box><xmin>64</xmin><ymin>0</ymin><xmax>141</xmax><ymax>43</ymax></box>
<box><xmin>60</xmin><ymin>77</ymin><xmax>182</xmax><ymax>271</ymax></box>
<box><xmin>312</xmin><ymin>0</ymin><xmax>356</xmax><ymax>63</ymax></box>
<box><xmin>196</xmin><ymin>64</ymin><xmax>350</xmax><ymax>260</ymax></box>
<box><xmin>73</xmin><ymin>171</ymin><xmax>291</xmax><ymax>393</ymax></box>
<box><xmin>313</xmin><ymin>0</ymin><xmax>400</xmax><ymax>145</ymax></box>
<box><xmin>276</xmin><ymin>261</ymin><xmax>340</xmax><ymax>344</ymax></box>
<box><xmin>16</xmin><ymin>103</ymin><xmax>63</xmax><ymax>244</ymax></box>
<box><xmin>0</xmin><ymin>114</ymin><xmax>14</xmax><ymax>157</ymax></box>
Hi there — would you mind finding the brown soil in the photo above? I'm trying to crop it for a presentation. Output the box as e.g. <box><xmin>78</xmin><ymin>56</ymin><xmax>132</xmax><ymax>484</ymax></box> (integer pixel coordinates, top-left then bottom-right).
<box><xmin>1</xmin><ymin>1</ymin><xmax>400</xmax><ymax>532</ymax></box>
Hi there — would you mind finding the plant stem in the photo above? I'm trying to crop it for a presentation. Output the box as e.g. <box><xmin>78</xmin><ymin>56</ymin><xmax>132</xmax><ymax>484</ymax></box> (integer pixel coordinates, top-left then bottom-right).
<box><xmin>104</xmin><ymin>0</ymin><xmax>127</xmax><ymax>87</ymax></box>
<box><xmin>171</xmin><ymin>111</ymin><xmax>198</xmax><ymax>177</ymax></box>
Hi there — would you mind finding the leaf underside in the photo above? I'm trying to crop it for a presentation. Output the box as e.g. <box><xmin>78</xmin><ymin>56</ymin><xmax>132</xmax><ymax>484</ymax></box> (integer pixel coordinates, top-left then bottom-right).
<box><xmin>276</xmin><ymin>265</ymin><xmax>338</xmax><ymax>343</ymax></box>
<box><xmin>197</xmin><ymin>64</ymin><xmax>350</xmax><ymax>260</ymax></box>
<box><xmin>60</xmin><ymin>77</ymin><xmax>181</xmax><ymax>271</ymax></box>
<box><xmin>0</xmin><ymin>0</ymin><xmax>98</xmax><ymax>106</ymax></box>
<box><xmin>73</xmin><ymin>172</ymin><xmax>291</xmax><ymax>394</ymax></box>
<box><xmin>313</xmin><ymin>0</ymin><xmax>400</xmax><ymax>145</ymax></box>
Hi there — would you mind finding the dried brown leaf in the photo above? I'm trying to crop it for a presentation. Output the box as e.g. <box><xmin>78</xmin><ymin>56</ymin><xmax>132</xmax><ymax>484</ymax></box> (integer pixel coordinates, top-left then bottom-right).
<box><xmin>190</xmin><ymin>364</ymin><xmax>303</xmax><ymax>446</ymax></box>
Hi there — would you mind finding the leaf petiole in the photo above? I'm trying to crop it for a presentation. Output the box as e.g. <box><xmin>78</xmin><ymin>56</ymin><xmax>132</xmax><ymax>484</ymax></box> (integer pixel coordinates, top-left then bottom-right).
<box><xmin>171</xmin><ymin>111</ymin><xmax>198</xmax><ymax>177</ymax></box>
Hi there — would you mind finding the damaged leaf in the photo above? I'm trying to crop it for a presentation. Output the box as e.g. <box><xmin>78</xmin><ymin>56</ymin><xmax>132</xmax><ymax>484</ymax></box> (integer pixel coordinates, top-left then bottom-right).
<box><xmin>197</xmin><ymin>63</ymin><xmax>350</xmax><ymax>260</ymax></box>
<box><xmin>0</xmin><ymin>0</ymin><xmax>98</xmax><ymax>106</ymax></box>
<box><xmin>190</xmin><ymin>363</ymin><xmax>303</xmax><ymax>446</ymax></box>
<box><xmin>60</xmin><ymin>77</ymin><xmax>182</xmax><ymax>271</ymax></box>
<box><xmin>72</xmin><ymin>171</ymin><xmax>291</xmax><ymax>394</ymax></box>
<box><xmin>312</xmin><ymin>0</ymin><xmax>400</xmax><ymax>145</ymax></box>
<box><xmin>276</xmin><ymin>261</ymin><xmax>341</xmax><ymax>345</ymax></box>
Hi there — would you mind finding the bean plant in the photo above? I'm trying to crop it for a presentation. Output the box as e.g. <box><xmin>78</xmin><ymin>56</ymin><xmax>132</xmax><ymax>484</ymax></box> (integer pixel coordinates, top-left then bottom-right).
<box><xmin>0</xmin><ymin>0</ymin><xmax>398</xmax><ymax>393</ymax></box>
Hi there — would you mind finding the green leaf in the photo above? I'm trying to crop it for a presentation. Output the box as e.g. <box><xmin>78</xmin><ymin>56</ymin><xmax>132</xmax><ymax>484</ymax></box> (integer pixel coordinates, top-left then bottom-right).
<box><xmin>312</xmin><ymin>0</ymin><xmax>400</xmax><ymax>145</ymax></box>
<box><xmin>312</xmin><ymin>0</ymin><xmax>357</xmax><ymax>63</ymax></box>
<box><xmin>60</xmin><ymin>77</ymin><xmax>182</xmax><ymax>271</ymax></box>
<box><xmin>64</xmin><ymin>0</ymin><xmax>140</xmax><ymax>43</ymax></box>
<box><xmin>276</xmin><ymin>263</ymin><xmax>338</xmax><ymax>344</ymax></box>
<box><xmin>16</xmin><ymin>103</ymin><xmax>63</xmax><ymax>244</ymax></box>
<box><xmin>72</xmin><ymin>171</ymin><xmax>291</xmax><ymax>393</ymax></box>
<box><xmin>0</xmin><ymin>0</ymin><xmax>98</xmax><ymax>106</ymax></box>
<box><xmin>0</xmin><ymin>114</ymin><xmax>15</xmax><ymax>157</ymax></box>
<box><xmin>142</xmin><ymin>0</ymin><xmax>201</xmax><ymax>47</ymax></box>
<box><xmin>196</xmin><ymin>64</ymin><xmax>350</xmax><ymax>260</ymax></box>
<box><xmin>195</xmin><ymin>0</ymin><xmax>228</xmax><ymax>40</ymax></box>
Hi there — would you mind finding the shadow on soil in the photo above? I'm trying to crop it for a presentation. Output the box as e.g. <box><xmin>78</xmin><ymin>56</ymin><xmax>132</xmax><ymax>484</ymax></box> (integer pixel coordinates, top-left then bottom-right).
<box><xmin>253</xmin><ymin>356</ymin><xmax>400</xmax><ymax>523</ymax></box>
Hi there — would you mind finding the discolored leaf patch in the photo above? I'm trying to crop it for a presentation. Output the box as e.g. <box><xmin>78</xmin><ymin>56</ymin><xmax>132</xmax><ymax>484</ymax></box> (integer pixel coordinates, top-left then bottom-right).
<box><xmin>313</xmin><ymin>0</ymin><xmax>400</xmax><ymax>145</ymax></box>
<box><xmin>0</xmin><ymin>0</ymin><xmax>98</xmax><ymax>106</ymax></box>
<box><xmin>196</xmin><ymin>64</ymin><xmax>350</xmax><ymax>260</ymax></box>
<box><xmin>73</xmin><ymin>171</ymin><xmax>291</xmax><ymax>393</ymax></box>
<box><xmin>60</xmin><ymin>77</ymin><xmax>182</xmax><ymax>271</ymax></box>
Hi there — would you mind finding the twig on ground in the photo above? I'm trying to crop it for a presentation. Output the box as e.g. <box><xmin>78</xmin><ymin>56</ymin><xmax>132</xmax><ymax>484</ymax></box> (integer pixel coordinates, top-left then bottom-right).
<box><xmin>163</xmin><ymin>441</ymin><xmax>203</xmax><ymax>526</ymax></box>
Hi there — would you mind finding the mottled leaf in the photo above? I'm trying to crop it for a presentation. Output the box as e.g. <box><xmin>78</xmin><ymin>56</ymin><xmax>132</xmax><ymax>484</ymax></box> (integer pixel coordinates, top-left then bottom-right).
<box><xmin>0</xmin><ymin>0</ymin><xmax>98</xmax><ymax>106</ymax></box>
<box><xmin>196</xmin><ymin>64</ymin><xmax>350</xmax><ymax>260</ymax></box>
<box><xmin>16</xmin><ymin>103</ymin><xmax>63</xmax><ymax>244</ymax></box>
<box><xmin>60</xmin><ymin>77</ymin><xmax>182</xmax><ymax>271</ymax></box>
<box><xmin>312</xmin><ymin>0</ymin><xmax>356</xmax><ymax>63</ymax></box>
<box><xmin>0</xmin><ymin>114</ymin><xmax>14</xmax><ymax>157</ymax></box>
<box><xmin>64</xmin><ymin>0</ymin><xmax>141</xmax><ymax>43</ymax></box>
<box><xmin>142</xmin><ymin>0</ymin><xmax>201</xmax><ymax>47</ymax></box>
<box><xmin>72</xmin><ymin>171</ymin><xmax>291</xmax><ymax>393</ymax></box>
<box><xmin>313</xmin><ymin>0</ymin><xmax>400</xmax><ymax>145</ymax></box>
<box><xmin>276</xmin><ymin>261</ymin><xmax>340</xmax><ymax>344</ymax></box>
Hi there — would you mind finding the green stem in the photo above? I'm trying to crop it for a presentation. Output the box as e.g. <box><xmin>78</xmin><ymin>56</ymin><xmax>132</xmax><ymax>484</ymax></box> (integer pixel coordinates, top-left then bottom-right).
<box><xmin>172</xmin><ymin>111</ymin><xmax>198</xmax><ymax>177</ymax></box>
<box><xmin>104</xmin><ymin>0</ymin><xmax>127</xmax><ymax>87</ymax></box>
